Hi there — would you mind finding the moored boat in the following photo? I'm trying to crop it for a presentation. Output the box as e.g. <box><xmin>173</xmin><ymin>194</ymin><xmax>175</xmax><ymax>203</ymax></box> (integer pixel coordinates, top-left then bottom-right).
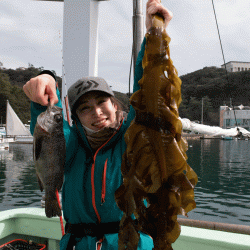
<box><xmin>221</xmin><ymin>136</ymin><xmax>233</xmax><ymax>140</ymax></box>
<box><xmin>0</xmin><ymin>127</ymin><xmax>9</xmax><ymax>150</ymax></box>
<box><xmin>0</xmin><ymin>208</ymin><xmax>249</xmax><ymax>250</ymax></box>
<box><xmin>0</xmin><ymin>135</ymin><xmax>9</xmax><ymax>150</ymax></box>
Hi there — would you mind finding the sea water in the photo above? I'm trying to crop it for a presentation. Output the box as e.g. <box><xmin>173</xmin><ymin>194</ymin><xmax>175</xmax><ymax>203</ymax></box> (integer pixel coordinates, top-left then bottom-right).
<box><xmin>0</xmin><ymin>140</ymin><xmax>250</xmax><ymax>226</ymax></box>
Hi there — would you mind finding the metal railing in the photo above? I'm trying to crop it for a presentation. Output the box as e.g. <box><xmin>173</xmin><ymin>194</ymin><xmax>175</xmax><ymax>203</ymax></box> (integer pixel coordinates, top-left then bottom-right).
<box><xmin>178</xmin><ymin>218</ymin><xmax>250</xmax><ymax>235</ymax></box>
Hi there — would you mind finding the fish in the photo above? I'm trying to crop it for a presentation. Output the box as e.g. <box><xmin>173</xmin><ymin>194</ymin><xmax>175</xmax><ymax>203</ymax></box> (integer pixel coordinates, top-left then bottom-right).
<box><xmin>115</xmin><ymin>14</ymin><xmax>198</xmax><ymax>250</ymax></box>
<box><xmin>33</xmin><ymin>105</ymin><xmax>65</xmax><ymax>218</ymax></box>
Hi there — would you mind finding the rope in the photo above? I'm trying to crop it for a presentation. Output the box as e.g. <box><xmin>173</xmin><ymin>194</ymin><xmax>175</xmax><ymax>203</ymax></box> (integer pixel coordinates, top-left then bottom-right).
<box><xmin>56</xmin><ymin>189</ymin><xmax>65</xmax><ymax>236</ymax></box>
<box><xmin>128</xmin><ymin>43</ymin><xmax>133</xmax><ymax>97</ymax></box>
<box><xmin>59</xmin><ymin>30</ymin><xmax>68</xmax><ymax>98</ymax></box>
<box><xmin>211</xmin><ymin>0</ymin><xmax>238</xmax><ymax>127</ymax></box>
<box><xmin>59</xmin><ymin>30</ymin><xmax>71</xmax><ymax>125</ymax></box>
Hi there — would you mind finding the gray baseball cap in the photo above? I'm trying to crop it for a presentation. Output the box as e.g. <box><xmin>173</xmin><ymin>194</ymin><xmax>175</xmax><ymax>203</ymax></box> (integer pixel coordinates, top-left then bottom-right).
<box><xmin>68</xmin><ymin>77</ymin><xmax>114</xmax><ymax>113</ymax></box>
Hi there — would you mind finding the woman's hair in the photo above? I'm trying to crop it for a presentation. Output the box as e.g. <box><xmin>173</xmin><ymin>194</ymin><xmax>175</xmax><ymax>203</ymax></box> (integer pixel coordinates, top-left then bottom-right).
<box><xmin>110</xmin><ymin>96</ymin><xmax>126</xmax><ymax>112</ymax></box>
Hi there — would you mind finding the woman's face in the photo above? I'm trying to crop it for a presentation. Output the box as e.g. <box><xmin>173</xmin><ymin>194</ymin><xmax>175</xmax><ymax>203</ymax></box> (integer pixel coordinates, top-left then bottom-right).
<box><xmin>75</xmin><ymin>91</ymin><xmax>117</xmax><ymax>131</ymax></box>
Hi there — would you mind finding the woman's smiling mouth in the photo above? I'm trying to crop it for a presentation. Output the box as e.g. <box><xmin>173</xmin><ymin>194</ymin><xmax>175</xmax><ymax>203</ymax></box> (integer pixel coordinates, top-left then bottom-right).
<box><xmin>92</xmin><ymin>118</ymin><xmax>108</xmax><ymax>128</ymax></box>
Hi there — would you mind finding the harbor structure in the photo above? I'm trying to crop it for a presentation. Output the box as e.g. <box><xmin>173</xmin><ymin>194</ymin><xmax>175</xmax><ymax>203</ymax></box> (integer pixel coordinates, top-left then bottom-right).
<box><xmin>220</xmin><ymin>105</ymin><xmax>250</xmax><ymax>130</ymax></box>
<box><xmin>221</xmin><ymin>61</ymin><xmax>250</xmax><ymax>72</ymax></box>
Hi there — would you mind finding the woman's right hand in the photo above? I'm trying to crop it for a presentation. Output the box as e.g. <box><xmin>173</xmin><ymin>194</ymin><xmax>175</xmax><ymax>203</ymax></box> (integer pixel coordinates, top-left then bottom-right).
<box><xmin>146</xmin><ymin>0</ymin><xmax>173</xmax><ymax>32</ymax></box>
<box><xmin>23</xmin><ymin>74</ymin><xmax>58</xmax><ymax>106</ymax></box>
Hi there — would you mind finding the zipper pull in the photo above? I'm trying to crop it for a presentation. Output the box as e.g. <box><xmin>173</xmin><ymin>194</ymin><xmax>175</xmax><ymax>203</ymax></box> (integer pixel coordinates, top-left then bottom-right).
<box><xmin>101</xmin><ymin>194</ymin><xmax>105</xmax><ymax>205</ymax></box>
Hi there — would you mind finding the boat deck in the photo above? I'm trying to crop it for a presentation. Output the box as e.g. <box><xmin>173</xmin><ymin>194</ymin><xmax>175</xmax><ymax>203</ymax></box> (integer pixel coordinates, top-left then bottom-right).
<box><xmin>0</xmin><ymin>208</ymin><xmax>249</xmax><ymax>249</ymax></box>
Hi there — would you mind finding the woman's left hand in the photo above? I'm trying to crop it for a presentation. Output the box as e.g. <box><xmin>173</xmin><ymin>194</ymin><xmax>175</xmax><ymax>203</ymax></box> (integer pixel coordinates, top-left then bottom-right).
<box><xmin>146</xmin><ymin>0</ymin><xmax>173</xmax><ymax>32</ymax></box>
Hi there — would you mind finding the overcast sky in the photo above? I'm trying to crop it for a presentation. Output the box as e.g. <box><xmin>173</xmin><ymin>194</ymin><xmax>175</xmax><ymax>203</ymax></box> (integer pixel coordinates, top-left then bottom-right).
<box><xmin>0</xmin><ymin>0</ymin><xmax>249</xmax><ymax>93</ymax></box>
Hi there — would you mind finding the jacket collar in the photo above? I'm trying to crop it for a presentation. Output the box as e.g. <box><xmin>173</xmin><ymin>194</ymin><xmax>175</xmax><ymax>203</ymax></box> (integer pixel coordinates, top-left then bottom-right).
<box><xmin>73</xmin><ymin>115</ymin><xmax>125</xmax><ymax>152</ymax></box>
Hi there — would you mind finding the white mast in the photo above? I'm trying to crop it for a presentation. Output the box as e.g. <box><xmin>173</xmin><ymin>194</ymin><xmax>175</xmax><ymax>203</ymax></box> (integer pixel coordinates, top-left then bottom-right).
<box><xmin>36</xmin><ymin>0</ymin><xmax>145</xmax><ymax>121</ymax></box>
<box><xmin>36</xmin><ymin>0</ymin><xmax>110</xmax><ymax>120</ymax></box>
<box><xmin>201</xmin><ymin>97</ymin><xmax>204</xmax><ymax>124</ymax></box>
<box><xmin>62</xmin><ymin>0</ymin><xmax>110</xmax><ymax>120</ymax></box>
<box><xmin>133</xmin><ymin>0</ymin><xmax>144</xmax><ymax>76</ymax></box>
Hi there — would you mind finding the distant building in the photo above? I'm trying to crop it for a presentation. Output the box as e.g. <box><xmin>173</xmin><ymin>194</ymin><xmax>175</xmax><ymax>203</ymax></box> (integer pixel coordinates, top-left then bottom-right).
<box><xmin>220</xmin><ymin>105</ymin><xmax>250</xmax><ymax>131</ymax></box>
<box><xmin>221</xmin><ymin>61</ymin><xmax>250</xmax><ymax>72</ymax></box>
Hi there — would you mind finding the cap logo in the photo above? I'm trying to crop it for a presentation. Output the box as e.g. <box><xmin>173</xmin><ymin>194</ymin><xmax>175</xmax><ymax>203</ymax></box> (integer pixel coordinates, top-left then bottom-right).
<box><xmin>75</xmin><ymin>80</ymin><xmax>99</xmax><ymax>95</ymax></box>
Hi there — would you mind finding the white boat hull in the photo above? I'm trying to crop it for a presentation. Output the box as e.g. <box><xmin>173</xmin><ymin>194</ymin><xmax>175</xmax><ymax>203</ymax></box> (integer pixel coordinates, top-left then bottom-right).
<box><xmin>0</xmin><ymin>208</ymin><xmax>249</xmax><ymax>250</ymax></box>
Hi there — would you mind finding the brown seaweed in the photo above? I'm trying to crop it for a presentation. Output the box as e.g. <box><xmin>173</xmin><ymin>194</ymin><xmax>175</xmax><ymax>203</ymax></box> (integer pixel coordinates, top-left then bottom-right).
<box><xmin>115</xmin><ymin>14</ymin><xmax>198</xmax><ymax>250</ymax></box>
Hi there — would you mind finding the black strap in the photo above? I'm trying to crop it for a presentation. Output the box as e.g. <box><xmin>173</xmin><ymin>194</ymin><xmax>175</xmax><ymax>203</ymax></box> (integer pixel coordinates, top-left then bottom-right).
<box><xmin>135</xmin><ymin>111</ymin><xmax>182</xmax><ymax>141</ymax></box>
<box><xmin>135</xmin><ymin>111</ymin><xmax>173</xmax><ymax>134</ymax></box>
<box><xmin>65</xmin><ymin>221</ymin><xmax>120</xmax><ymax>250</ymax></box>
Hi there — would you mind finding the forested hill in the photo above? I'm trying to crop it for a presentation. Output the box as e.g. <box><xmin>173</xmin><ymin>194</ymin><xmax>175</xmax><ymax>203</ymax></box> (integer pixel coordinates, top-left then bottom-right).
<box><xmin>0</xmin><ymin>65</ymin><xmax>250</xmax><ymax>126</ymax></box>
<box><xmin>0</xmin><ymin>66</ymin><xmax>62</xmax><ymax>125</ymax></box>
<box><xmin>180</xmin><ymin>67</ymin><xmax>250</xmax><ymax>125</ymax></box>
<box><xmin>0</xmin><ymin>66</ymin><xmax>128</xmax><ymax>125</ymax></box>
<box><xmin>180</xmin><ymin>66</ymin><xmax>250</xmax><ymax>105</ymax></box>
<box><xmin>179</xmin><ymin>67</ymin><xmax>250</xmax><ymax>125</ymax></box>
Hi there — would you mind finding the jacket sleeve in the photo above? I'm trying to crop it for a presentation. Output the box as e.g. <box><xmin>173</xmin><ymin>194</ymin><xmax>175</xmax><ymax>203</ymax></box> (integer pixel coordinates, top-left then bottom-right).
<box><xmin>126</xmin><ymin>37</ymin><xmax>146</xmax><ymax>125</ymax></box>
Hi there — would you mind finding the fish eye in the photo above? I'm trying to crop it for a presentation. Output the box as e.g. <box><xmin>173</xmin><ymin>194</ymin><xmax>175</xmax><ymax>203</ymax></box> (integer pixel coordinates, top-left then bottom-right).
<box><xmin>54</xmin><ymin>114</ymin><xmax>62</xmax><ymax>123</ymax></box>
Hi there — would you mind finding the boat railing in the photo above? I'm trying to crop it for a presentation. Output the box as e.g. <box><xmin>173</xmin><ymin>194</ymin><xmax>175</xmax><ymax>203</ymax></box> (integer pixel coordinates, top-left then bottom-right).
<box><xmin>178</xmin><ymin>218</ymin><xmax>250</xmax><ymax>235</ymax></box>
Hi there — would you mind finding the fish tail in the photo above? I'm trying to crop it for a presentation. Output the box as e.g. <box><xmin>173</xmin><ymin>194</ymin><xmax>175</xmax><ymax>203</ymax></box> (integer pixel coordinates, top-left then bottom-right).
<box><xmin>45</xmin><ymin>191</ymin><xmax>62</xmax><ymax>218</ymax></box>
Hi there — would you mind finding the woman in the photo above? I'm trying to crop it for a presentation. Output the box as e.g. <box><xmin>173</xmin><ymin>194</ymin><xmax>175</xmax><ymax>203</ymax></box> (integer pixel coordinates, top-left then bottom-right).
<box><xmin>23</xmin><ymin>1</ymin><xmax>173</xmax><ymax>249</ymax></box>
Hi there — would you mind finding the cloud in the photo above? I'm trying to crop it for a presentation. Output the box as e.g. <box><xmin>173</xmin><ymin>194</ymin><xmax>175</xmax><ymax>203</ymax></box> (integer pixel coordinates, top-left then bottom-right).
<box><xmin>0</xmin><ymin>17</ymin><xmax>17</xmax><ymax>30</ymax></box>
<box><xmin>0</xmin><ymin>0</ymin><xmax>249</xmax><ymax>93</ymax></box>
<box><xmin>0</xmin><ymin>0</ymin><xmax>25</xmax><ymax>18</ymax></box>
<box><xmin>98</xmin><ymin>60</ymin><xmax>132</xmax><ymax>93</ymax></box>
<box><xmin>0</xmin><ymin>0</ymin><xmax>63</xmax><ymax>74</ymax></box>
<box><xmin>0</xmin><ymin>54</ymin><xmax>28</xmax><ymax>69</ymax></box>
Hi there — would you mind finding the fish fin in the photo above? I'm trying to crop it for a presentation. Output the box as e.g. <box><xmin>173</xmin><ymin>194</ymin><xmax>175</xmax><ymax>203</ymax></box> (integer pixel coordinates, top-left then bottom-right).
<box><xmin>36</xmin><ymin>174</ymin><xmax>44</xmax><ymax>192</ymax></box>
<box><xmin>34</xmin><ymin>135</ymin><xmax>44</xmax><ymax>160</ymax></box>
<box><xmin>45</xmin><ymin>191</ymin><xmax>62</xmax><ymax>218</ymax></box>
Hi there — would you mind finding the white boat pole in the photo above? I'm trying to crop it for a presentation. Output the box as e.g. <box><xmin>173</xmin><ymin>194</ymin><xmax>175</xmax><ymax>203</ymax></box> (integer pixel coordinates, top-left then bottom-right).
<box><xmin>62</xmin><ymin>0</ymin><xmax>110</xmax><ymax>120</ymax></box>
<box><xmin>35</xmin><ymin>0</ymin><xmax>143</xmax><ymax>111</ymax></box>
<box><xmin>35</xmin><ymin>0</ymin><xmax>110</xmax><ymax>120</ymax></box>
<box><xmin>133</xmin><ymin>0</ymin><xmax>144</xmax><ymax>76</ymax></box>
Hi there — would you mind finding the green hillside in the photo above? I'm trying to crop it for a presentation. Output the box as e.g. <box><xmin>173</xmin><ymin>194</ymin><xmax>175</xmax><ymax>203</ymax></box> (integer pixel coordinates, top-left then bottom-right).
<box><xmin>0</xmin><ymin>66</ymin><xmax>62</xmax><ymax>125</ymax></box>
<box><xmin>179</xmin><ymin>67</ymin><xmax>250</xmax><ymax>125</ymax></box>
<box><xmin>0</xmin><ymin>65</ymin><xmax>249</xmax><ymax>126</ymax></box>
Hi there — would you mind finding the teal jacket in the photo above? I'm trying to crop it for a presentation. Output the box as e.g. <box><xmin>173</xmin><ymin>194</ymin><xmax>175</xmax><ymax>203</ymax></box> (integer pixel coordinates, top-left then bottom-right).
<box><xmin>30</xmin><ymin>38</ymin><xmax>153</xmax><ymax>249</ymax></box>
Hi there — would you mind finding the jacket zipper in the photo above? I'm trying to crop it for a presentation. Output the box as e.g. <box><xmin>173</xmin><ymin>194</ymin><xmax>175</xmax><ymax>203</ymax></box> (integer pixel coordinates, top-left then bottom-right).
<box><xmin>91</xmin><ymin>118</ymin><xmax>124</xmax><ymax>223</ymax></box>
<box><xmin>101</xmin><ymin>159</ymin><xmax>108</xmax><ymax>205</ymax></box>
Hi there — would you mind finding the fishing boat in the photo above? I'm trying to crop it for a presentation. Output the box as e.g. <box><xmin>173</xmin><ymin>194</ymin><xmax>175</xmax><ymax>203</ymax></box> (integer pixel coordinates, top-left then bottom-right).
<box><xmin>0</xmin><ymin>208</ymin><xmax>249</xmax><ymax>250</ymax></box>
<box><xmin>0</xmin><ymin>127</ymin><xmax>6</xmax><ymax>136</ymax></box>
<box><xmin>0</xmin><ymin>0</ymin><xmax>248</xmax><ymax>249</ymax></box>
<box><xmin>0</xmin><ymin>208</ymin><xmax>62</xmax><ymax>249</ymax></box>
<box><xmin>0</xmin><ymin>140</ymin><xmax>9</xmax><ymax>151</ymax></box>
<box><xmin>221</xmin><ymin>136</ymin><xmax>234</xmax><ymax>140</ymax></box>
<box><xmin>0</xmin><ymin>138</ymin><xmax>9</xmax><ymax>151</ymax></box>
<box><xmin>0</xmin><ymin>128</ymin><xmax>9</xmax><ymax>150</ymax></box>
